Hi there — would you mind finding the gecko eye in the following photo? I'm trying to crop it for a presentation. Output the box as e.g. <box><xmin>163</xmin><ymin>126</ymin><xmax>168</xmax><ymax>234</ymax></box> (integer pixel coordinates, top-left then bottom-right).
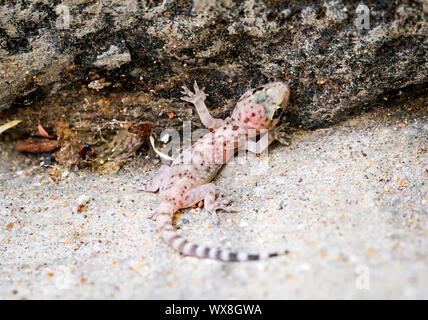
<box><xmin>267</xmin><ymin>106</ymin><xmax>283</xmax><ymax>120</ymax></box>
<box><xmin>271</xmin><ymin>108</ymin><xmax>282</xmax><ymax>119</ymax></box>
<box><xmin>252</xmin><ymin>87</ymin><xmax>265</xmax><ymax>94</ymax></box>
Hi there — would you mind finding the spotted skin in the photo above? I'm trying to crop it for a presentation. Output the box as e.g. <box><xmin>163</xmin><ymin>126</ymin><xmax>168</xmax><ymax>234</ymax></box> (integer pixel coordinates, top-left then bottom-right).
<box><xmin>143</xmin><ymin>81</ymin><xmax>290</xmax><ymax>261</ymax></box>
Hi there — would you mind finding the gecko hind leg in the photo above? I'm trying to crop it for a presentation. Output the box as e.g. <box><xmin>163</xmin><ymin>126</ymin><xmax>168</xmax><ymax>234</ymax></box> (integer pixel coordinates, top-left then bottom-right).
<box><xmin>137</xmin><ymin>165</ymin><xmax>170</xmax><ymax>192</ymax></box>
<box><xmin>182</xmin><ymin>183</ymin><xmax>237</xmax><ymax>225</ymax></box>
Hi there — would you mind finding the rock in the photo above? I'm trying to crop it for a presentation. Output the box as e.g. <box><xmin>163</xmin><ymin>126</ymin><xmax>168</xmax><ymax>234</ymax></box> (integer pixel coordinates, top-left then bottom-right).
<box><xmin>93</xmin><ymin>44</ymin><xmax>131</xmax><ymax>70</ymax></box>
<box><xmin>76</xmin><ymin>194</ymin><xmax>90</xmax><ymax>207</ymax></box>
<box><xmin>0</xmin><ymin>0</ymin><xmax>426</xmax><ymax>127</ymax></box>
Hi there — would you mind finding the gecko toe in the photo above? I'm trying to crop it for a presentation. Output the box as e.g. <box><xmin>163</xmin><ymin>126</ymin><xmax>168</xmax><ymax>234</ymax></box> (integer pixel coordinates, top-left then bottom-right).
<box><xmin>278</xmin><ymin>138</ymin><xmax>290</xmax><ymax>146</ymax></box>
<box><xmin>212</xmin><ymin>202</ymin><xmax>237</xmax><ymax>213</ymax></box>
<box><xmin>193</xmin><ymin>80</ymin><xmax>199</xmax><ymax>91</ymax></box>
<box><xmin>211</xmin><ymin>212</ymin><xmax>220</xmax><ymax>225</ymax></box>
<box><xmin>135</xmin><ymin>183</ymin><xmax>147</xmax><ymax>191</ymax></box>
<box><xmin>223</xmin><ymin>206</ymin><xmax>238</xmax><ymax>213</ymax></box>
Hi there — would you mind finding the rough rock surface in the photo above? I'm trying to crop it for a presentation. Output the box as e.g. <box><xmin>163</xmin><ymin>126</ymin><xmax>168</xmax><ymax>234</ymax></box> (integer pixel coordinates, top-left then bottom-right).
<box><xmin>1</xmin><ymin>0</ymin><xmax>427</xmax><ymax>129</ymax></box>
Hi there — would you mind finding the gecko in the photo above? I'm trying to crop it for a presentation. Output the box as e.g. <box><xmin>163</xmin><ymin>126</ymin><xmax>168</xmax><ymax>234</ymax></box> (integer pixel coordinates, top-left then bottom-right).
<box><xmin>141</xmin><ymin>81</ymin><xmax>290</xmax><ymax>261</ymax></box>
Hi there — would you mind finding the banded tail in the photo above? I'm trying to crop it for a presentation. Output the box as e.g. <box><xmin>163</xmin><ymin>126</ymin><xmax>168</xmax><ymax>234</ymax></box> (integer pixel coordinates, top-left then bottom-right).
<box><xmin>155</xmin><ymin>208</ymin><xmax>289</xmax><ymax>262</ymax></box>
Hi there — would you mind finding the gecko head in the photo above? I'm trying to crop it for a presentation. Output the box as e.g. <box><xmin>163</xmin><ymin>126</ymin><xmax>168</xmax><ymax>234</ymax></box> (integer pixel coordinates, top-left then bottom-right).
<box><xmin>232</xmin><ymin>82</ymin><xmax>290</xmax><ymax>130</ymax></box>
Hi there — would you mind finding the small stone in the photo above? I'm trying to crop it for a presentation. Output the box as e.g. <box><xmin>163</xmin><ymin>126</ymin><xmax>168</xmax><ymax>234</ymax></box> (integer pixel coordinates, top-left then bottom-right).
<box><xmin>77</xmin><ymin>195</ymin><xmax>90</xmax><ymax>206</ymax></box>
<box><xmin>239</xmin><ymin>220</ymin><xmax>248</xmax><ymax>227</ymax></box>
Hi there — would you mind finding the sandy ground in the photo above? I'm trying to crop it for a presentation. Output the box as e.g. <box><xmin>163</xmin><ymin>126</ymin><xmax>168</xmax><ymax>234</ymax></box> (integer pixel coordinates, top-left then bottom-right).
<box><xmin>0</xmin><ymin>103</ymin><xmax>427</xmax><ymax>299</ymax></box>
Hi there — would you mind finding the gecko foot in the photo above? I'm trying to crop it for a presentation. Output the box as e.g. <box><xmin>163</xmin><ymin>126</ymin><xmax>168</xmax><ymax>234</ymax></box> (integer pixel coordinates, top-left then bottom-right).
<box><xmin>136</xmin><ymin>165</ymin><xmax>170</xmax><ymax>193</ymax></box>
<box><xmin>135</xmin><ymin>183</ymin><xmax>148</xmax><ymax>192</ymax></box>
<box><xmin>147</xmin><ymin>211</ymin><xmax>156</xmax><ymax>220</ymax></box>
<box><xmin>203</xmin><ymin>197</ymin><xmax>237</xmax><ymax>225</ymax></box>
<box><xmin>211</xmin><ymin>207</ymin><xmax>238</xmax><ymax>225</ymax></box>
<box><xmin>180</xmin><ymin>80</ymin><xmax>207</xmax><ymax>104</ymax></box>
<box><xmin>148</xmin><ymin>210</ymin><xmax>169</xmax><ymax>221</ymax></box>
<box><xmin>270</xmin><ymin>122</ymin><xmax>292</xmax><ymax>146</ymax></box>
<box><xmin>207</xmin><ymin>198</ymin><xmax>238</xmax><ymax>225</ymax></box>
<box><xmin>135</xmin><ymin>182</ymin><xmax>159</xmax><ymax>193</ymax></box>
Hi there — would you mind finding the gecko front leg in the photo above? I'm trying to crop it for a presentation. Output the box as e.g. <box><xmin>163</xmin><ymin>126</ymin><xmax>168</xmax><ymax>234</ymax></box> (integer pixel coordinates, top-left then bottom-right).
<box><xmin>137</xmin><ymin>164</ymin><xmax>170</xmax><ymax>192</ymax></box>
<box><xmin>268</xmin><ymin>122</ymin><xmax>291</xmax><ymax>146</ymax></box>
<box><xmin>181</xmin><ymin>81</ymin><xmax>224</xmax><ymax>130</ymax></box>
<box><xmin>246</xmin><ymin>124</ymin><xmax>291</xmax><ymax>154</ymax></box>
<box><xmin>137</xmin><ymin>164</ymin><xmax>171</xmax><ymax>220</ymax></box>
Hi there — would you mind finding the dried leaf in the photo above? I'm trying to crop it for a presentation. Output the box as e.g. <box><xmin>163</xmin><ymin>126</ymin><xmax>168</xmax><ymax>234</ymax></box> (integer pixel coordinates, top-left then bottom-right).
<box><xmin>131</xmin><ymin>121</ymin><xmax>152</xmax><ymax>138</ymax></box>
<box><xmin>6</xmin><ymin>222</ymin><xmax>14</xmax><ymax>231</ymax></box>
<box><xmin>16</xmin><ymin>138</ymin><xmax>60</xmax><ymax>153</ymax></box>
<box><xmin>38</xmin><ymin>124</ymin><xmax>54</xmax><ymax>139</ymax></box>
<box><xmin>0</xmin><ymin>120</ymin><xmax>22</xmax><ymax>135</ymax></box>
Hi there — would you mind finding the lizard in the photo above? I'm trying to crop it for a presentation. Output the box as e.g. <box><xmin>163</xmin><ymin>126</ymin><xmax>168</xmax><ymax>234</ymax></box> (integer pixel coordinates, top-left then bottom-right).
<box><xmin>141</xmin><ymin>80</ymin><xmax>290</xmax><ymax>261</ymax></box>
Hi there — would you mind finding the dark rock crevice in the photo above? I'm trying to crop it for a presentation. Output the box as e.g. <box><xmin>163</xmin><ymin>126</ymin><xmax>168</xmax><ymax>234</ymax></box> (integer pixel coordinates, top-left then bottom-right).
<box><xmin>0</xmin><ymin>0</ymin><xmax>426</xmax><ymax>172</ymax></box>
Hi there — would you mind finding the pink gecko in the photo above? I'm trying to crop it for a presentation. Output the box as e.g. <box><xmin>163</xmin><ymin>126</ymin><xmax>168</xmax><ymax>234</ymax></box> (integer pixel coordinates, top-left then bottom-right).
<box><xmin>142</xmin><ymin>81</ymin><xmax>290</xmax><ymax>261</ymax></box>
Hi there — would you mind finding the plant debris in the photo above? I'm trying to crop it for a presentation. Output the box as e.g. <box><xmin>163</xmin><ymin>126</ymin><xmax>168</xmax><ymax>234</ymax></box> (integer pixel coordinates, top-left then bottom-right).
<box><xmin>15</xmin><ymin>138</ymin><xmax>60</xmax><ymax>153</ymax></box>
<box><xmin>37</xmin><ymin>124</ymin><xmax>54</xmax><ymax>139</ymax></box>
<box><xmin>0</xmin><ymin>120</ymin><xmax>22</xmax><ymax>135</ymax></box>
<box><xmin>131</xmin><ymin>121</ymin><xmax>152</xmax><ymax>139</ymax></box>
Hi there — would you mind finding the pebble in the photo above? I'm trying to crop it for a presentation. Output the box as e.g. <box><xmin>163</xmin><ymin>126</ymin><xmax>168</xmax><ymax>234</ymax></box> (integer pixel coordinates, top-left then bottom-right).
<box><xmin>298</xmin><ymin>263</ymin><xmax>311</xmax><ymax>271</ymax></box>
<box><xmin>239</xmin><ymin>220</ymin><xmax>248</xmax><ymax>227</ymax></box>
<box><xmin>77</xmin><ymin>195</ymin><xmax>91</xmax><ymax>206</ymax></box>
